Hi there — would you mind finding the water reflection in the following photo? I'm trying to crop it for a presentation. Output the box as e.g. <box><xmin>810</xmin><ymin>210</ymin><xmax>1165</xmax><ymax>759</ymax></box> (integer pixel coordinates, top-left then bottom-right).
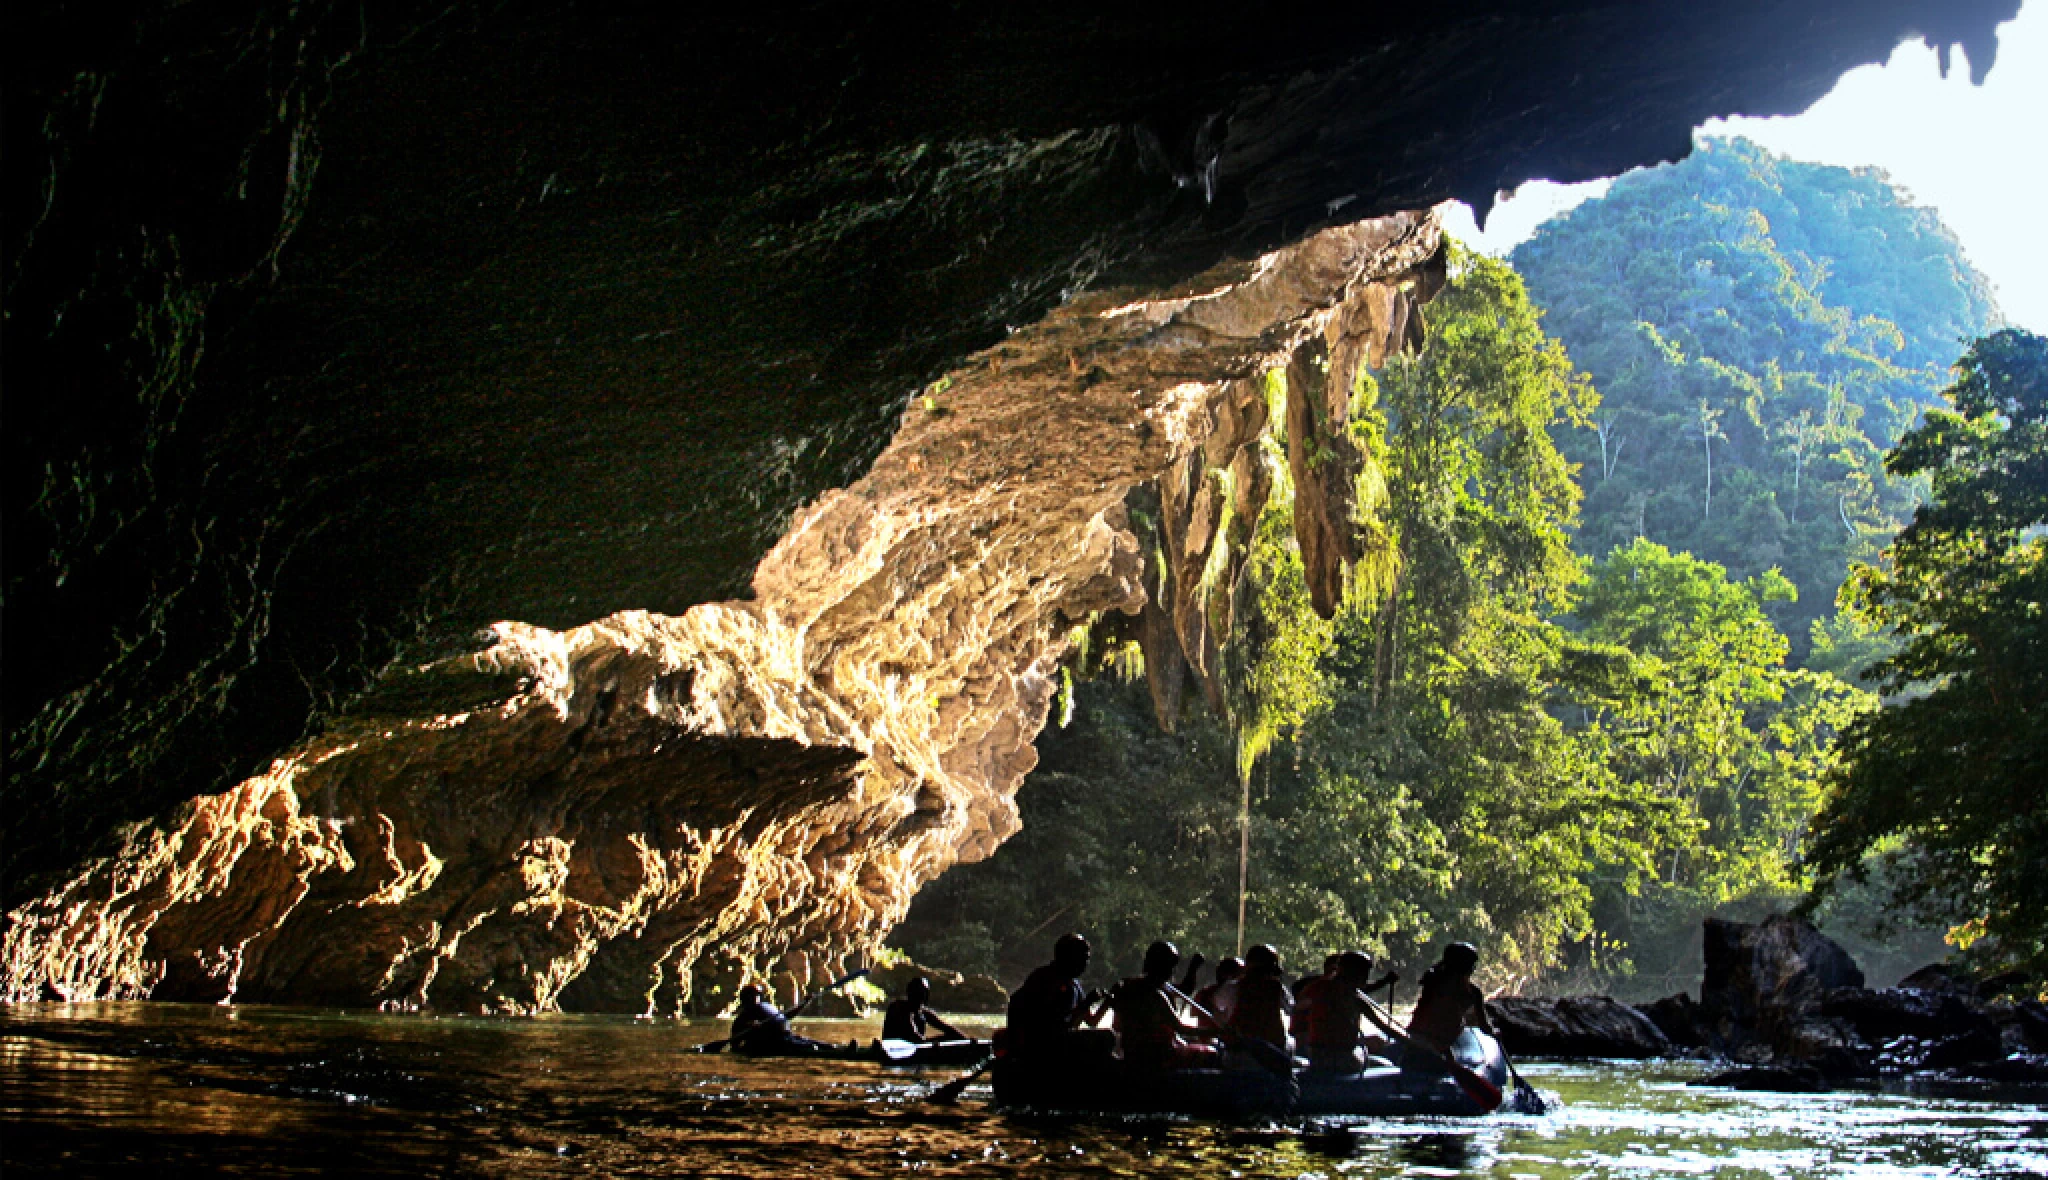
<box><xmin>3</xmin><ymin>1003</ymin><xmax>2043</xmax><ymax>1177</ymax></box>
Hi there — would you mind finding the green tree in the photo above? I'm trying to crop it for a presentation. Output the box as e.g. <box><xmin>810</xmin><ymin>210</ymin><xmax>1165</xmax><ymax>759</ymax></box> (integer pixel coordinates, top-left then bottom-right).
<box><xmin>1805</xmin><ymin>330</ymin><xmax>2048</xmax><ymax>979</ymax></box>
<box><xmin>1567</xmin><ymin>540</ymin><xmax>1875</xmax><ymax>990</ymax></box>
<box><xmin>1511</xmin><ymin>137</ymin><xmax>2000</xmax><ymax>657</ymax></box>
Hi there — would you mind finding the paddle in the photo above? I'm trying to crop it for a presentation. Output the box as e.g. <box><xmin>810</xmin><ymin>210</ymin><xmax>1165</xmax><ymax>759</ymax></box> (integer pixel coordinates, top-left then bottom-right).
<box><xmin>1357</xmin><ymin>992</ymin><xmax>1504</xmax><ymax>1113</ymax></box>
<box><xmin>877</xmin><ymin>1037</ymin><xmax>982</xmax><ymax>1062</ymax></box>
<box><xmin>1501</xmin><ymin>1050</ymin><xmax>1551</xmax><ymax>1115</ymax></box>
<box><xmin>1163</xmin><ymin>982</ymin><xmax>1293</xmax><ymax>1076</ymax></box>
<box><xmin>695</xmin><ymin>968</ymin><xmax>872</xmax><ymax>1054</ymax></box>
<box><xmin>922</xmin><ymin>1054</ymin><xmax>995</xmax><ymax>1105</ymax></box>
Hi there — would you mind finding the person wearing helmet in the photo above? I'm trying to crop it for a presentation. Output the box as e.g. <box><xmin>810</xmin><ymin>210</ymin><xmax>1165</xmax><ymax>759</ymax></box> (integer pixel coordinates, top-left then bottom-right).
<box><xmin>1224</xmin><ymin>943</ymin><xmax>1294</xmax><ymax>1052</ymax></box>
<box><xmin>882</xmin><ymin>976</ymin><xmax>965</xmax><ymax>1043</ymax></box>
<box><xmin>1104</xmin><ymin>941</ymin><xmax>1223</xmax><ymax>1072</ymax></box>
<box><xmin>1405</xmin><ymin>942</ymin><xmax>1494</xmax><ymax>1059</ymax></box>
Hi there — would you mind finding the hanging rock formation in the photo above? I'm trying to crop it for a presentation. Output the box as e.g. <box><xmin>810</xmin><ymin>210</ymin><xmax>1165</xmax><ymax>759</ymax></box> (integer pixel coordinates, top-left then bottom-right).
<box><xmin>3</xmin><ymin>214</ymin><xmax>1445</xmax><ymax>1013</ymax></box>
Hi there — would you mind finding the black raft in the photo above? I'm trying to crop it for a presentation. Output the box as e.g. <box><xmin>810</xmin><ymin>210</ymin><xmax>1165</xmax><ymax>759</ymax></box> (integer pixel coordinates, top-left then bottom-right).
<box><xmin>991</xmin><ymin>1029</ymin><xmax>1515</xmax><ymax>1118</ymax></box>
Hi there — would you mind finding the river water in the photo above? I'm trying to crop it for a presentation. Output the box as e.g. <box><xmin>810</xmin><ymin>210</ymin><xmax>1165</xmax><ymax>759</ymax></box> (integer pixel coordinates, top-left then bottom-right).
<box><xmin>4</xmin><ymin>1003</ymin><xmax>2044</xmax><ymax>1177</ymax></box>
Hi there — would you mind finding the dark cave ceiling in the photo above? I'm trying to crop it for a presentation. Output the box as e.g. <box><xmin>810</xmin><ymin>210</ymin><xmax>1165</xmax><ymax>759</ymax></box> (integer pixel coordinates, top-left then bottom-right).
<box><xmin>1</xmin><ymin>0</ymin><xmax>2021</xmax><ymax>899</ymax></box>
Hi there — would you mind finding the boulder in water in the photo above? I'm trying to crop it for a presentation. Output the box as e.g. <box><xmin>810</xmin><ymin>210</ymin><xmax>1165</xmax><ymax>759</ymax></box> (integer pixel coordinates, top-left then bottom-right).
<box><xmin>1896</xmin><ymin>963</ymin><xmax>1976</xmax><ymax>999</ymax></box>
<box><xmin>1486</xmin><ymin>995</ymin><xmax>1675</xmax><ymax>1059</ymax></box>
<box><xmin>1700</xmin><ymin>914</ymin><xmax>1864</xmax><ymax>1065</ymax></box>
<box><xmin>1639</xmin><ymin>992</ymin><xmax>1708</xmax><ymax>1049</ymax></box>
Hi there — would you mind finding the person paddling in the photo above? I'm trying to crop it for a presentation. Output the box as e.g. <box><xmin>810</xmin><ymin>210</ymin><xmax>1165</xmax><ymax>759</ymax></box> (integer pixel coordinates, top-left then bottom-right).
<box><xmin>1225</xmin><ymin>944</ymin><xmax>1294</xmax><ymax>1055</ymax></box>
<box><xmin>1104</xmin><ymin>941</ymin><xmax>1224</xmax><ymax>1072</ymax></box>
<box><xmin>882</xmin><ymin>976</ymin><xmax>966</xmax><ymax>1044</ymax></box>
<box><xmin>1296</xmin><ymin>951</ymin><xmax>1400</xmax><ymax>1073</ymax></box>
<box><xmin>1193</xmin><ymin>956</ymin><xmax>1243</xmax><ymax>1026</ymax></box>
<box><xmin>1004</xmin><ymin>933</ymin><xmax>1114</xmax><ymax>1063</ymax></box>
<box><xmin>729</xmin><ymin>983</ymin><xmax>853</xmax><ymax>1056</ymax></box>
<box><xmin>1403</xmin><ymin>942</ymin><xmax>1495</xmax><ymax>1068</ymax></box>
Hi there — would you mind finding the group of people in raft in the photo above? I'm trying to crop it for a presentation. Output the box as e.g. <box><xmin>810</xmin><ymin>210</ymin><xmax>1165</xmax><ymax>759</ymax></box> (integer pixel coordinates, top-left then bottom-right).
<box><xmin>1003</xmin><ymin>933</ymin><xmax>1493</xmax><ymax>1076</ymax></box>
<box><xmin>729</xmin><ymin>932</ymin><xmax>1496</xmax><ymax>1078</ymax></box>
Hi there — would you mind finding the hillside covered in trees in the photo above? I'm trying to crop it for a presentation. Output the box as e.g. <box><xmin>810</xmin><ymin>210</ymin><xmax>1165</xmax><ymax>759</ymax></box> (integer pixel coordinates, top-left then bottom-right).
<box><xmin>1512</xmin><ymin>137</ymin><xmax>2000</xmax><ymax>659</ymax></box>
<box><xmin>895</xmin><ymin>143</ymin><xmax>2012</xmax><ymax>997</ymax></box>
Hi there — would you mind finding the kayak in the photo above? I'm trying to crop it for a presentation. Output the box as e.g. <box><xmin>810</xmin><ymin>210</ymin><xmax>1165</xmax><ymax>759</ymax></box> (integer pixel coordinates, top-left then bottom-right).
<box><xmin>725</xmin><ymin>1037</ymin><xmax>993</xmax><ymax>1067</ymax></box>
<box><xmin>991</xmin><ymin>1029</ymin><xmax>1513</xmax><ymax>1118</ymax></box>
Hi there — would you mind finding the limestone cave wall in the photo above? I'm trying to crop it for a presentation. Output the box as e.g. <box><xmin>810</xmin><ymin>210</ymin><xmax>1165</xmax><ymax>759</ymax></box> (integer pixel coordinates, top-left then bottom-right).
<box><xmin>4</xmin><ymin>213</ymin><xmax>1443</xmax><ymax>1012</ymax></box>
<box><xmin>2</xmin><ymin>0</ymin><xmax>2021</xmax><ymax>1010</ymax></box>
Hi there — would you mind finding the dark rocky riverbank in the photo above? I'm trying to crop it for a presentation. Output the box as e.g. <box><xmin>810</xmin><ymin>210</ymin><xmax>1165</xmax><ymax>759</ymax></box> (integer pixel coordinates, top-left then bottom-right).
<box><xmin>1486</xmin><ymin>915</ymin><xmax>2048</xmax><ymax>1092</ymax></box>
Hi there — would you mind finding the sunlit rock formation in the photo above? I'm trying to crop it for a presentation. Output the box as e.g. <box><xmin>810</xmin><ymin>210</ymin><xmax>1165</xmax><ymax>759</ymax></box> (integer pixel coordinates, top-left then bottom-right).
<box><xmin>3</xmin><ymin>213</ymin><xmax>1444</xmax><ymax>1013</ymax></box>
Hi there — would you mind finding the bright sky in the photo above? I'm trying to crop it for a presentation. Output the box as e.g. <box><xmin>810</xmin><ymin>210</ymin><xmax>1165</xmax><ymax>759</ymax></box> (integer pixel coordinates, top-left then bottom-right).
<box><xmin>1443</xmin><ymin>1</ymin><xmax>2048</xmax><ymax>333</ymax></box>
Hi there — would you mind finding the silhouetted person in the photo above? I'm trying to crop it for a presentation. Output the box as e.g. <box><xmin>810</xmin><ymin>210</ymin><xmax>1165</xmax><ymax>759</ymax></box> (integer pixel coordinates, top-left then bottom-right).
<box><xmin>1406</xmin><ymin>942</ymin><xmax>1494</xmax><ymax>1065</ymax></box>
<box><xmin>1296</xmin><ymin>951</ymin><xmax>1400</xmax><ymax>1073</ymax></box>
<box><xmin>1105</xmin><ymin>941</ymin><xmax>1222</xmax><ymax>1072</ymax></box>
<box><xmin>1225</xmin><ymin>943</ymin><xmax>1294</xmax><ymax>1053</ymax></box>
<box><xmin>1295</xmin><ymin>952</ymin><xmax>1344</xmax><ymax>995</ymax></box>
<box><xmin>882</xmin><ymin>976</ymin><xmax>965</xmax><ymax>1043</ymax></box>
<box><xmin>1005</xmin><ymin>933</ymin><xmax>1113</xmax><ymax>1062</ymax></box>
<box><xmin>729</xmin><ymin>984</ymin><xmax>845</xmax><ymax>1056</ymax></box>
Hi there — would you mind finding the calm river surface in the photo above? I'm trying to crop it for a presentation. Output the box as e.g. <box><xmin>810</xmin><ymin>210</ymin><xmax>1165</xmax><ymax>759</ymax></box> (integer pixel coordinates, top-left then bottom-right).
<box><xmin>4</xmin><ymin>1003</ymin><xmax>2044</xmax><ymax>1177</ymax></box>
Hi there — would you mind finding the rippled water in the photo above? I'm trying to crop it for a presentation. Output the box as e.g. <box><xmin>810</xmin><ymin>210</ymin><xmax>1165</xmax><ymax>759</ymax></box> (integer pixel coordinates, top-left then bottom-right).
<box><xmin>4</xmin><ymin>1003</ymin><xmax>2044</xmax><ymax>1177</ymax></box>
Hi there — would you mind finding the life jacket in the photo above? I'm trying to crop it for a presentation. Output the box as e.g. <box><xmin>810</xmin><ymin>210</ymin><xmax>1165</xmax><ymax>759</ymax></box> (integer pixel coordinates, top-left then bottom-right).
<box><xmin>1227</xmin><ymin>972</ymin><xmax>1292</xmax><ymax>1047</ymax></box>
<box><xmin>1407</xmin><ymin>968</ymin><xmax>1482</xmax><ymax>1052</ymax></box>
<box><xmin>1293</xmin><ymin>976</ymin><xmax>1331</xmax><ymax>1047</ymax></box>
<box><xmin>1109</xmin><ymin>977</ymin><xmax>1178</xmax><ymax>1063</ymax></box>
<box><xmin>1006</xmin><ymin>964</ymin><xmax>1083</xmax><ymax>1037</ymax></box>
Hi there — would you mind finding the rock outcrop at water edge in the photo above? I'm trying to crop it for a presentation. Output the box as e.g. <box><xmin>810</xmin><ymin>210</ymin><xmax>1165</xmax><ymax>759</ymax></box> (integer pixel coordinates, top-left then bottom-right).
<box><xmin>1487</xmin><ymin>995</ymin><xmax>1677</xmax><ymax>1060</ymax></box>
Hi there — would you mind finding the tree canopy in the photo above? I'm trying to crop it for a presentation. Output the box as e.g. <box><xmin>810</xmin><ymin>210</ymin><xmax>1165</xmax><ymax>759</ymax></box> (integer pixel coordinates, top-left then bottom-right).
<box><xmin>896</xmin><ymin>152</ymin><xmax>2014</xmax><ymax>993</ymax></box>
<box><xmin>1511</xmin><ymin>137</ymin><xmax>1999</xmax><ymax>659</ymax></box>
<box><xmin>1804</xmin><ymin>330</ymin><xmax>2048</xmax><ymax>978</ymax></box>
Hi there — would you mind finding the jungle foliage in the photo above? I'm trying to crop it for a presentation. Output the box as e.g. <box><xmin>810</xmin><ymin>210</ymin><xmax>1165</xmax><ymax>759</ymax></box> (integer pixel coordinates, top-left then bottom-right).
<box><xmin>1804</xmin><ymin>330</ymin><xmax>2048</xmax><ymax>979</ymax></box>
<box><xmin>1510</xmin><ymin>137</ymin><xmax>1999</xmax><ymax>661</ymax></box>
<box><xmin>898</xmin><ymin>147</ymin><xmax>2019</xmax><ymax>994</ymax></box>
<box><xmin>898</xmin><ymin>251</ymin><xmax>1882</xmax><ymax>994</ymax></box>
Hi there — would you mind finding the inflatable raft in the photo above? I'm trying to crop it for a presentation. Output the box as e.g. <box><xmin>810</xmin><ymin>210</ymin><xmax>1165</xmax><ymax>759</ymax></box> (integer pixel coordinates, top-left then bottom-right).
<box><xmin>991</xmin><ymin>1029</ymin><xmax>1513</xmax><ymax>1118</ymax></box>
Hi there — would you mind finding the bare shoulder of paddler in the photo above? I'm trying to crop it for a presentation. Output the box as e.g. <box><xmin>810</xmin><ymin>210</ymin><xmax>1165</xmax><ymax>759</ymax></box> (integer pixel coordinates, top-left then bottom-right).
<box><xmin>1192</xmin><ymin>956</ymin><xmax>1243</xmax><ymax>1024</ymax></box>
<box><xmin>884</xmin><ymin>976</ymin><xmax>948</xmax><ymax>1042</ymax></box>
<box><xmin>1407</xmin><ymin>941</ymin><xmax>1484</xmax><ymax>1050</ymax></box>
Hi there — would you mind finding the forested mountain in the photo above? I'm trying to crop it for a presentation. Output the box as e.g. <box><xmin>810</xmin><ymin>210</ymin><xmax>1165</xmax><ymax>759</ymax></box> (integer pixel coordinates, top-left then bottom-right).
<box><xmin>1512</xmin><ymin>137</ymin><xmax>1999</xmax><ymax>656</ymax></box>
